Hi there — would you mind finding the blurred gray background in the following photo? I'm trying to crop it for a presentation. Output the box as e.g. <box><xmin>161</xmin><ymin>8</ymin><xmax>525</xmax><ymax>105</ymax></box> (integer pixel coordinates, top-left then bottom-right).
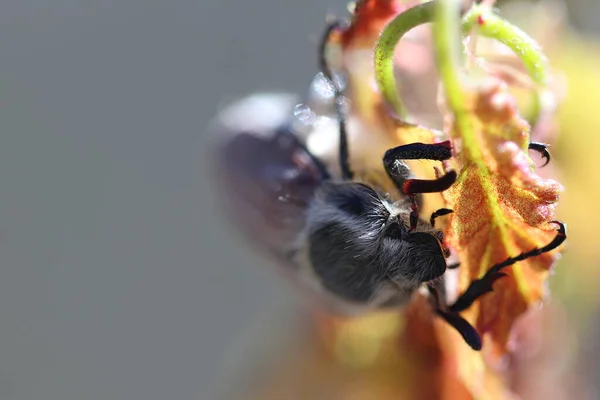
<box><xmin>0</xmin><ymin>1</ymin><xmax>597</xmax><ymax>400</ymax></box>
<box><xmin>0</xmin><ymin>0</ymin><xmax>350</xmax><ymax>399</ymax></box>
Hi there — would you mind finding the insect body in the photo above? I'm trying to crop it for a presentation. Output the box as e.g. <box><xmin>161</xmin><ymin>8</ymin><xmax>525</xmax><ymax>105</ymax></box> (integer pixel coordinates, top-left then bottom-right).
<box><xmin>212</xmin><ymin>20</ymin><xmax>566</xmax><ymax>351</ymax></box>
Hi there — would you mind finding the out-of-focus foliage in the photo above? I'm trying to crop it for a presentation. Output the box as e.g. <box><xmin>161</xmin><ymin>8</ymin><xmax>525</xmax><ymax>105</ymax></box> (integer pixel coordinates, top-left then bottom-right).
<box><xmin>552</xmin><ymin>36</ymin><xmax>600</xmax><ymax>310</ymax></box>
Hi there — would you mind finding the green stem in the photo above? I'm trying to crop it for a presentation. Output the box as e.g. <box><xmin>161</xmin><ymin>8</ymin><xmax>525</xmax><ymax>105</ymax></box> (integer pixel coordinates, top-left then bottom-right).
<box><xmin>462</xmin><ymin>6</ymin><xmax>548</xmax><ymax>86</ymax></box>
<box><xmin>375</xmin><ymin>1</ymin><xmax>551</xmax><ymax>125</ymax></box>
<box><xmin>432</xmin><ymin>0</ymin><xmax>482</xmax><ymax>162</ymax></box>
<box><xmin>462</xmin><ymin>6</ymin><xmax>550</xmax><ymax>124</ymax></box>
<box><xmin>434</xmin><ymin>0</ymin><xmax>513</xmax><ymax>281</ymax></box>
<box><xmin>374</xmin><ymin>1</ymin><xmax>437</xmax><ymax>119</ymax></box>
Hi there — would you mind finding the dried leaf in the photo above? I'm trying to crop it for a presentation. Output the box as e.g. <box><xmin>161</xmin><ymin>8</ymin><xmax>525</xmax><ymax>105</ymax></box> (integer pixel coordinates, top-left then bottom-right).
<box><xmin>319</xmin><ymin>0</ymin><xmax>564</xmax><ymax>397</ymax></box>
<box><xmin>443</xmin><ymin>82</ymin><xmax>563</xmax><ymax>356</ymax></box>
<box><xmin>429</xmin><ymin>1</ymin><xmax>566</xmax><ymax>357</ymax></box>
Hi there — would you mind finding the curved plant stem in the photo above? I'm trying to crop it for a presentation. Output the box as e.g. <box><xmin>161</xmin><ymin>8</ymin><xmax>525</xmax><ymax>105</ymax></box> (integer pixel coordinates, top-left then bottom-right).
<box><xmin>375</xmin><ymin>1</ymin><xmax>551</xmax><ymax>125</ymax></box>
<box><xmin>462</xmin><ymin>6</ymin><xmax>550</xmax><ymax>124</ymax></box>
<box><xmin>374</xmin><ymin>1</ymin><xmax>437</xmax><ymax>119</ymax></box>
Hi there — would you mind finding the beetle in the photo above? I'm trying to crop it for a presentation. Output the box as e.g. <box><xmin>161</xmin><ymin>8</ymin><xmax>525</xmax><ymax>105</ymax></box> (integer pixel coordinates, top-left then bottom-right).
<box><xmin>211</xmin><ymin>20</ymin><xmax>566</xmax><ymax>351</ymax></box>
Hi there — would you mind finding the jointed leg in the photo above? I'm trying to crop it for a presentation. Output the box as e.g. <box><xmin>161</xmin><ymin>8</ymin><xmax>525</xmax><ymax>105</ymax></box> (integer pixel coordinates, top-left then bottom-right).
<box><xmin>383</xmin><ymin>141</ymin><xmax>457</xmax><ymax>230</ymax></box>
<box><xmin>318</xmin><ymin>19</ymin><xmax>346</xmax><ymax>85</ymax></box>
<box><xmin>427</xmin><ymin>283</ymin><xmax>482</xmax><ymax>350</ymax></box>
<box><xmin>449</xmin><ymin>221</ymin><xmax>567</xmax><ymax>313</ymax></box>
<box><xmin>430</xmin><ymin>208</ymin><xmax>453</xmax><ymax>227</ymax></box>
<box><xmin>383</xmin><ymin>141</ymin><xmax>456</xmax><ymax>194</ymax></box>
<box><xmin>428</xmin><ymin>221</ymin><xmax>565</xmax><ymax>350</ymax></box>
<box><xmin>319</xmin><ymin>20</ymin><xmax>353</xmax><ymax>180</ymax></box>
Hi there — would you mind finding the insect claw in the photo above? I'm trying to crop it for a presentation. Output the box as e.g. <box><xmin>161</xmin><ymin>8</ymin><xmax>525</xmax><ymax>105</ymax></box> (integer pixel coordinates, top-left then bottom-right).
<box><xmin>430</xmin><ymin>207</ymin><xmax>453</xmax><ymax>227</ymax></box>
<box><xmin>528</xmin><ymin>142</ymin><xmax>551</xmax><ymax>167</ymax></box>
<box><xmin>550</xmin><ymin>220</ymin><xmax>567</xmax><ymax>236</ymax></box>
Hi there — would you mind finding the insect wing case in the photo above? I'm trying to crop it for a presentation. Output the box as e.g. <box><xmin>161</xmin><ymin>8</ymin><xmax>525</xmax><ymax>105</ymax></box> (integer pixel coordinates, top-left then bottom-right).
<box><xmin>210</xmin><ymin>79</ymin><xmax>382</xmax><ymax>313</ymax></box>
<box><xmin>210</xmin><ymin>93</ymin><xmax>330</xmax><ymax>279</ymax></box>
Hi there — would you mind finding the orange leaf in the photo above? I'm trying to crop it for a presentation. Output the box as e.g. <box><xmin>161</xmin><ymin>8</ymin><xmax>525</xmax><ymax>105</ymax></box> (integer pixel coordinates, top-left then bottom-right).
<box><xmin>443</xmin><ymin>82</ymin><xmax>564</xmax><ymax>357</ymax></box>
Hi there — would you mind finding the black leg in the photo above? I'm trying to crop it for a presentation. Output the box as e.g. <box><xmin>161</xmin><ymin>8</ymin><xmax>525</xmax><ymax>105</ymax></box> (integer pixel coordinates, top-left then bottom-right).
<box><xmin>384</xmin><ymin>141</ymin><xmax>453</xmax><ymax>165</ymax></box>
<box><xmin>383</xmin><ymin>141</ymin><xmax>456</xmax><ymax>230</ymax></box>
<box><xmin>436</xmin><ymin>310</ymin><xmax>482</xmax><ymax>350</ymax></box>
<box><xmin>427</xmin><ymin>283</ymin><xmax>482</xmax><ymax>350</ymax></box>
<box><xmin>383</xmin><ymin>141</ymin><xmax>456</xmax><ymax>195</ymax></box>
<box><xmin>319</xmin><ymin>20</ymin><xmax>353</xmax><ymax>180</ymax></box>
<box><xmin>449</xmin><ymin>221</ymin><xmax>567</xmax><ymax>313</ymax></box>
<box><xmin>528</xmin><ymin>142</ymin><xmax>551</xmax><ymax>167</ymax></box>
<box><xmin>447</xmin><ymin>262</ymin><xmax>460</xmax><ymax>270</ymax></box>
<box><xmin>430</xmin><ymin>208</ymin><xmax>453</xmax><ymax>227</ymax></box>
<box><xmin>403</xmin><ymin>172</ymin><xmax>458</xmax><ymax>197</ymax></box>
